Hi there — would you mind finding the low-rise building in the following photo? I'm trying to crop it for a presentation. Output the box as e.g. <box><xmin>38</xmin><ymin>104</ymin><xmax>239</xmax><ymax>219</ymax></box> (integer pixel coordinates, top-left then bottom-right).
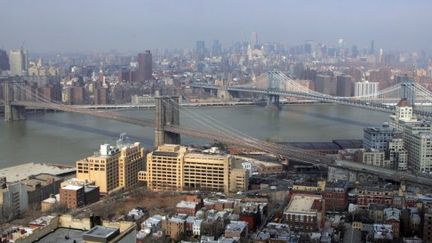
<box><xmin>224</xmin><ymin>221</ymin><xmax>248</xmax><ymax>240</ymax></box>
<box><xmin>384</xmin><ymin>207</ymin><xmax>401</xmax><ymax>238</ymax></box>
<box><xmin>176</xmin><ymin>200</ymin><xmax>201</xmax><ymax>216</ymax></box>
<box><xmin>357</xmin><ymin>185</ymin><xmax>395</xmax><ymax>208</ymax></box>
<box><xmin>0</xmin><ymin>214</ymin><xmax>136</xmax><ymax>243</ymax></box>
<box><xmin>162</xmin><ymin>217</ymin><xmax>186</xmax><ymax>241</ymax></box>
<box><xmin>21</xmin><ymin>173</ymin><xmax>63</xmax><ymax>206</ymax></box>
<box><xmin>322</xmin><ymin>181</ymin><xmax>348</xmax><ymax>212</ymax></box>
<box><xmin>373</xmin><ymin>224</ymin><xmax>393</xmax><ymax>241</ymax></box>
<box><xmin>59</xmin><ymin>184</ymin><xmax>100</xmax><ymax>209</ymax></box>
<box><xmin>283</xmin><ymin>194</ymin><xmax>325</xmax><ymax>232</ymax></box>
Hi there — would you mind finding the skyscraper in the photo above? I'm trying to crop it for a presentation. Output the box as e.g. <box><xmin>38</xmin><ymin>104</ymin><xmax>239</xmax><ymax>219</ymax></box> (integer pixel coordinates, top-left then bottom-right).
<box><xmin>211</xmin><ymin>40</ymin><xmax>222</xmax><ymax>56</ymax></box>
<box><xmin>250</xmin><ymin>32</ymin><xmax>258</xmax><ymax>48</ymax></box>
<box><xmin>9</xmin><ymin>49</ymin><xmax>27</xmax><ymax>76</ymax></box>
<box><xmin>369</xmin><ymin>40</ymin><xmax>375</xmax><ymax>55</ymax></box>
<box><xmin>0</xmin><ymin>49</ymin><xmax>9</xmax><ymax>71</ymax></box>
<box><xmin>336</xmin><ymin>75</ymin><xmax>353</xmax><ymax>97</ymax></box>
<box><xmin>137</xmin><ymin>50</ymin><xmax>153</xmax><ymax>82</ymax></box>
<box><xmin>195</xmin><ymin>41</ymin><xmax>206</xmax><ymax>59</ymax></box>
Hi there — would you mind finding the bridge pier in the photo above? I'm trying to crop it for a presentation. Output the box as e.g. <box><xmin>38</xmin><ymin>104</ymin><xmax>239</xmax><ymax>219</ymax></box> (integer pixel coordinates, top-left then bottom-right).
<box><xmin>155</xmin><ymin>95</ymin><xmax>181</xmax><ymax>146</ymax></box>
<box><xmin>266</xmin><ymin>94</ymin><xmax>281</xmax><ymax>110</ymax></box>
<box><xmin>3</xmin><ymin>81</ymin><xmax>26</xmax><ymax>122</ymax></box>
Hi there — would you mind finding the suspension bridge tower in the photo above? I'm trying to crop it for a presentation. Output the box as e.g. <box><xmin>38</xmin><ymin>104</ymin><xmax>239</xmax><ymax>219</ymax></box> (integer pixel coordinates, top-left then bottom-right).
<box><xmin>400</xmin><ymin>79</ymin><xmax>416</xmax><ymax>107</ymax></box>
<box><xmin>266</xmin><ymin>71</ymin><xmax>281</xmax><ymax>109</ymax></box>
<box><xmin>154</xmin><ymin>95</ymin><xmax>181</xmax><ymax>146</ymax></box>
<box><xmin>3</xmin><ymin>80</ymin><xmax>26</xmax><ymax>122</ymax></box>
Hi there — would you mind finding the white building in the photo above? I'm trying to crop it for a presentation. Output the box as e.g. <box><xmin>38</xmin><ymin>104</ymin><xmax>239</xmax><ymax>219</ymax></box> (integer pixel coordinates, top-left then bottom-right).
<box><xmin>0</xmin><ymin>178</ymin><xmax>28</xmax><ymax>221</ymax></box>
<box><xmin>192</xmin><ymin>219</ymin><xmax>202</xmax><ymax>236</ymax></box>
<box><xmin>403</xmin><ymin>121</ymin><xmax>432</xmax><ymax>173</ymax></box>
<box><xmin>9</xmin><ymin>49</ymin><xmax>27</xmax><ymax>76</ymax></box>
<box><xmin>354</xmin><ymin>80</ymin><xmax>378</xmax><ymax>97</ymax></box>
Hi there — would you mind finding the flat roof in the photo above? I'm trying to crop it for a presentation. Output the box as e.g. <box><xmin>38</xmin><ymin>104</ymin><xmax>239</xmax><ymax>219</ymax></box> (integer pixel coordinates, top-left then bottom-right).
<box><xmin>0</xmin><ymin>163</ymin><xmax>75</xmax><ymax>182</ymax></box>
<box><xmin>285</xmin><ymin>194</ymin><xmax>322</xmax><ymax>214</ymax></box>
<box><xmin>82</xmin><ymin>225</ymin><xmax>119</xmax><ymax>240</ymax></box>
<box><xmin>63</xmin><ymin>185</ymin><xmax>83</xmax><ymax>190</ymax></box>
<box><xmin>35</xmin><ymin>228</ymin><xmax>84</xmax><ymax>243</ymax></box>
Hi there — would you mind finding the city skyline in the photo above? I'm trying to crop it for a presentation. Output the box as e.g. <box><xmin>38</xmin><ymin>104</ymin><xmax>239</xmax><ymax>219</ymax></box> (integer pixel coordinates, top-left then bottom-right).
<box><xmin>1</xmin><ymin>0</ymin><xmax>432</xmax><ymax>52</ymax></box>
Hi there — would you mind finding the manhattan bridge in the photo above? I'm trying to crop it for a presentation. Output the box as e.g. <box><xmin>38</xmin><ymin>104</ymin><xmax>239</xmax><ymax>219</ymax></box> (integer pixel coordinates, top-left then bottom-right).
<box><xmin>2</xmin><ymin>72</ymin><xmax>432</xmax><ymax>187</ymax></box>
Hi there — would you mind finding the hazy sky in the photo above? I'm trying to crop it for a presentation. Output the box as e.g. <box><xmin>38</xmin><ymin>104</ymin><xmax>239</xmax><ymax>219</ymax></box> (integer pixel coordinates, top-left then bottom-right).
<box><xmin>1</xmin><ymin>0</ymin><xmax>431</xmax><ymax>53</ymax></box>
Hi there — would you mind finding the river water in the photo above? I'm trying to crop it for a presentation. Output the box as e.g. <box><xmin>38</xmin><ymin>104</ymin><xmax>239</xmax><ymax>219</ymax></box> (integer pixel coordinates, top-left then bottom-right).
<box><xmin>0</xmin><ymin>104</ymin><xmax>388</xmax><ymax>168</ymax></box>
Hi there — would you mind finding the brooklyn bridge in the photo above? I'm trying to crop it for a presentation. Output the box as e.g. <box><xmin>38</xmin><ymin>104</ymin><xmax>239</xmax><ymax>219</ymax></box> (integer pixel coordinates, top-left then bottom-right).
<box><xmin>2</xmin><ymin>72</ymin><xmax>432</xmax><ymax>187</ymax></box>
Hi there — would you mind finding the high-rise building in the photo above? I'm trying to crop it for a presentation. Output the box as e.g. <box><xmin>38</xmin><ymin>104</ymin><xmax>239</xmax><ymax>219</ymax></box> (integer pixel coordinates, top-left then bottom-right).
<box><xmin>94</xmin><ymin>87</ymin><xmax>109</xmax><ymax>105</ymax></box>
<box><xmin>315</xmin><ymin>74</ymin><xmax>336</xmax><ymax>95</ymax></box>
<box><xmin>9</xmin><ymin>49</ymin><xmax>27</xmax><ymax>76</ymax></box>
<box><xmin>137</xmin><ymin>50</ymin><xmax>152</xmax><ymax>82</ymax></box>
<box><xmin>354</xmin><ymin>81</ymin><xmax>378</xmax><ymax>97</ymax></box>
<box><xmin>196</xmin><ymin>41</ymin><xmax>206</xmax><ymax>59</ymax></box>
<box><xmin>250</xmin><ymin>32</ymin><xmax>258</xmax><ymax>48</ymax></box>
<box><xmin>402</xmin><ymin>121</ymin><xmax>432</xmax><ymax>173</ymax></box>
<box><xmin>336</xmin><ymin>74</ymin><xmax>353</xmax><ymax>97</ymax></box>
<box><xmin>211</xmin><ymin>40</ymin><xmax>222</xmax><ymax>56</ymax></box>
<box><xmin>369</xmin><ymin>40</ymin><xmax>375</xmax><ymax>54</ymax></box>
<box><xmin>140</xmin><ymin>144</ymin><xmax>248</xmax><ymax>193</ymax></box>
<box><xmin>76</xmin><ymin>142</ymin><xmax>146</xmax><ymax>194</ymax></box>
<box><xmin>0</xmin><ymin>49</ymin><xmax>9</xmax><ymax>71</ymax></box>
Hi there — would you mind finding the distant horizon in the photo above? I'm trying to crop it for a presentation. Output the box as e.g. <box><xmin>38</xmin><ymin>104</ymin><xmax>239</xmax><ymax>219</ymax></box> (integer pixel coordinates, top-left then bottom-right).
<box><xmin>1</xmin><ymin>0</ymin><xmax>432</xmax><ymax>53</ymax></box>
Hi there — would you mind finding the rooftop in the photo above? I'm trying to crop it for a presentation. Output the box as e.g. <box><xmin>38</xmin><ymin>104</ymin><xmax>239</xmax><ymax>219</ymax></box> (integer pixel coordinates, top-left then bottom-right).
<box><xmin>284</xmin><ymin>194</ymin><xmax>323</xmax><ymax>214</ymax></box>
<box><xmin>177</xmin><ymin>200</ymin><xmax>199</xmax><ymax>209</ymax></box>
<box><xmin>82</xmin><ymin>226</ymin><xmax>119</xmax><ymax>241</ymax></box>
<box><xmin>0</xmin><ymin>163</ymin><xmax>75</xmax><ymax>182</ymax></box>
<box><xmin>62</xmin><ymin>184</ymin><xmax>83</xmax><ymax>191</ymax></box>
<box><xmin>35</xmin><ymin>228</ymin><xmax>84</xmax><ymax>243</ymax></box>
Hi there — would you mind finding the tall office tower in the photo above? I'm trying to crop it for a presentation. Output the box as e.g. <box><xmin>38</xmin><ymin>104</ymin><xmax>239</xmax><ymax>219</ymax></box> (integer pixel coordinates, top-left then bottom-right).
<box><xmin>250</xmin><ymin>32</ymin><xmax>258</xmax><ymax>48</ymax></box>
<box><xmin>195</xmin><ymin>41</ymin><xmax>206</xmax><ymax>59</ymax></box>
<box><xmin>9</xmin><ymin>49</ymin><xmax>27</xmax><ymax>76</ymax></box>
<box><xmin>354</xmin><ymin>81</ymin><xmax>378</xmax><ymax>97</ymax></box>
<box><xmin>76</xmin><ymin>142</ymin><xmax>145</xmax><ymax>194</ymax></box>
<box><xmin>141</xmin><ymin>144</ymin><xmax>248</xmax><ymax>193</ymax></box>
<box><xmin>369</xmin><ymin>40</ymin><xmax>375</xmax><ymax>54</ymax></box>
<box><xmin>304</xmin><ymin>41</ymin><xmax>313</xmax><ymax>55</ymax></box>
<box><xmin>351</xmin><ymin>45</ymin><xmax>359</xmax><ymax>58</ymax></box>
<box><xmin>402</xmin><ymin>121</ymin><xmax>432</xmax><ymax>173</ymax></box>
<box><xmin>315</xmin><ymin>74</ymin><xmax>336</xmax><ymax>95</ymax></box>
<box><xmin>137</xmin><ymin>50</ymin><xmax>153</xmax><ymax>82</ymax></box>
<box><xmin>0</xmin><ymin>49</ymin><xmax>9</xmax><ymax>71</ymax></box>
<box><xmin>336</xmin><ymin>74</ymin><xmax>353</xmax><ymax>97</ymax></box>
<box><xmin>211</xmin><ymin>40</ymin><xmax>222</xmax><ymax>56</ymax></box>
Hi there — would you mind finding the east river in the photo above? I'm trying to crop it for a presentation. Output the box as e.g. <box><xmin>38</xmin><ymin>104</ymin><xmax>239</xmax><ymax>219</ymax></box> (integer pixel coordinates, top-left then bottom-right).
<box><xmin>0</xmin><ymin>104</ymin><xmax>388</xmax><ymax>168</ymax></box>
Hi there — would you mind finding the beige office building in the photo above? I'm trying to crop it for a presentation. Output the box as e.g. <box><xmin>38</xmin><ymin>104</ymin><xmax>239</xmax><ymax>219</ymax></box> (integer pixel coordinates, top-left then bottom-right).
<box><xmin>141</xmin><ymin>144</ymin><xmax>248</xmax><ymax>193</ymax></box>
<box><xmin>77</xmin><ymin>142</ymin><xmax>146</xmax><ymax>194</ymax></box>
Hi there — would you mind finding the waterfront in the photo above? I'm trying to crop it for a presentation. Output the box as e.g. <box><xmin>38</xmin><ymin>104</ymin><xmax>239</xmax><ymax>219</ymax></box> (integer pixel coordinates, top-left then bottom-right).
<box><xmin>0</xmin><ymin>104</ymin><xmax>388</xmax><ymax>168</ymax></box>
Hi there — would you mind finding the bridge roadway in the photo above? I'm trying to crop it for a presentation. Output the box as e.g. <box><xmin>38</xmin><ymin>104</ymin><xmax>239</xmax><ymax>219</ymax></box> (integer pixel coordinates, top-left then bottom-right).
<box><xmin>7</xmin><ymin>101</ymin><xmax>260</xmax><ymax>109</ymax></box>
<box><xmin>4</xmin><ymin>99</ymin><xmax>432</xmax><ymax>187</ymax></box>
<box><xmin>165</xmin><ymin>125</ymin><xmax>432</xmax><ymax>187</ymax></box>
<box><xmin>191</xmin><ymin>83</ymin><xmax>432</xmax><ymax>119</ymax></box>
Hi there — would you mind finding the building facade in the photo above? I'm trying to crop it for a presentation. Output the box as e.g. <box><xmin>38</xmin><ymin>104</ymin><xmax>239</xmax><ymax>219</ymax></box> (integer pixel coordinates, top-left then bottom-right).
<box><xmin>141</xmin><ymin>144</ymin><xmax>248</xmax><ymax>193</ymax></box>
<box><xmin>354</xmin><ymin>80</ymin><xmax>378</xmax><ymax>97</ymax></box>
<box><xmin>77</xmin><ymin>142</ymin><xmax>146</xmax><ymax>194</ymax></box>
